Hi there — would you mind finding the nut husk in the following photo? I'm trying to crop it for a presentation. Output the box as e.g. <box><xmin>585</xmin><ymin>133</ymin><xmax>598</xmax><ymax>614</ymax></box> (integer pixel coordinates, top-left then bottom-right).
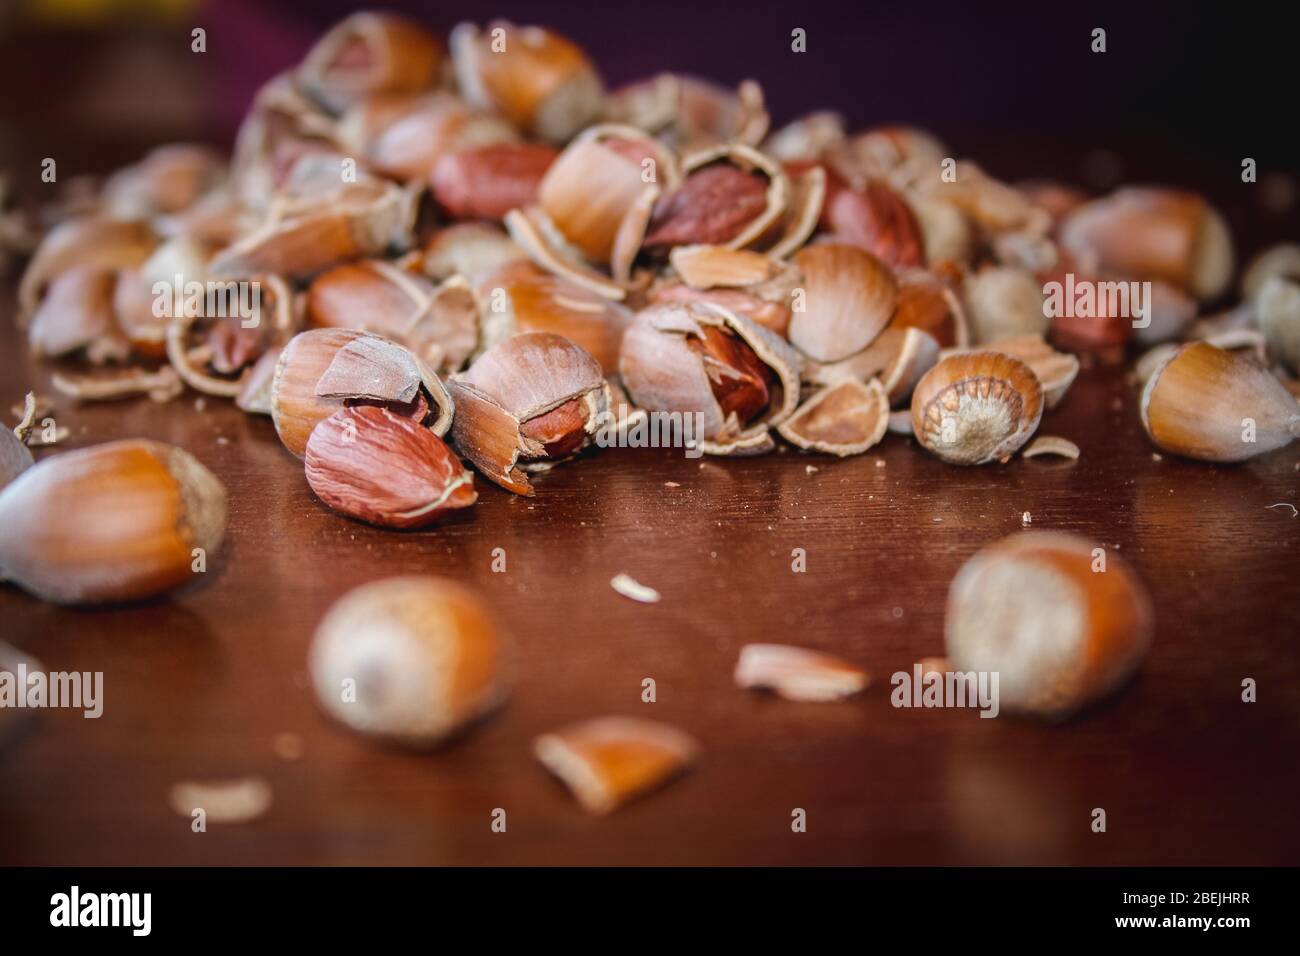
<box><xmin>19</xmin><ymin>217</ymin><xmax>157</xmax><ymax>317</ymax></box>
<box><xmin>296</xmin><ymin>12</ymin><xmax>444</xmax><ymax>115</ymax></box>
<box><xmin>946</xmin><ymin>531</ymin><xmax>1153</xmax><ymax>718</ymax></box>
<box><xmin>777</xmin><ymin>378</ymin><xmax>889</xmax><ymax>456</ymax></box>
<box><xmin>0</xmin><ymin>440</ymin><xmax>226</xmax><ymax>604</ymax></box>
<box><xmin>788</xmin><ymin>243</ymin><xmax>897</xmax><ymax>363</ymax></box>
<box><xmin>734</xmin><ymin>643</ymin><xmax>870</xmax><ymax>700</ymax></box>
<box><xmin>450</xmin><ymin>20</ymin><xmax>604</xmax><ymax>143</ymax></box>
<box><xmin>963</xmin><ymin>265</ymin><xmax>1049</xmax><ymax>344</ymax></box>
<box><xmin>310</xmin><ymin>576</ymin><xmax>508</xmax><ymax>747</ymax></box>
<box><xmin>475</xmin><ymin>261</ymin><xmax>630</xmax><ymax>374</ymax></box>
<box><xmin>1139</xmin><ymin>341</ymin><xmax>1300</xmax><ymax>462</ymax></box>
<box><xmin>534</xmin><ymin>716</ymin><xmax>698</xmax><ymax>814</ymax></box>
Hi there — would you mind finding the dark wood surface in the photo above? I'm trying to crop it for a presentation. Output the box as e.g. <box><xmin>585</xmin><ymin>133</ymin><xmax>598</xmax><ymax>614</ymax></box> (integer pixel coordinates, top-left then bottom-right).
<box><xmin>2</xmin><ymin>297</ymin><xmax>1298</xmax><ymax>866</ymax></box>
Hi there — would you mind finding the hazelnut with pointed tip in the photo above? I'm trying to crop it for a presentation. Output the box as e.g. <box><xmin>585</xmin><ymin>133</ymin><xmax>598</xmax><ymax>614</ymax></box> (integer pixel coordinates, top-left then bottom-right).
<box><xmin>1140</xmin><ymin>341</ymin><xmax>1300</xmax><ymax>462</ymax></box>
<box><xmin>0</xmin><ymin>440</ymin><xmax>226</xmax><ymax>604</ymax></box>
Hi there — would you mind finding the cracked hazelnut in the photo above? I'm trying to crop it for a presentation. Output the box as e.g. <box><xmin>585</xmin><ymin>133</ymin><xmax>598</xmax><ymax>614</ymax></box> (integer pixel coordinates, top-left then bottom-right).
<box><xmin>448</xmin><ymin>331</ymin><xmax>609</xmax><ymax>494</ymax></box>
<box><xmin>619</xmin><ymin>300</ymin><xmax>801</xmax><ymax>455</ymax></box>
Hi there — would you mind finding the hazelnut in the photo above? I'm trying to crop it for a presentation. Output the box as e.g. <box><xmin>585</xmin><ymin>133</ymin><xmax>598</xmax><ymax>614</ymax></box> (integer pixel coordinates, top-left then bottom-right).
<box><xmin>0</xmin><ymin>440</ymin><xmax>226</xmax><ymax>604</ymax></box>
<box><xmin>271</xmin><ymin>328</ymin><xmax>454</xmax><ymax>458</ymax></box>
<box><xmin>310</xmin><ymin>576</ymin><xmax>508</xmax><ymax>747</ymax></box>
<box><xmin>1059</xmin><ymin>187</ymin><xmax>1234</xmax><ymax>301</ymax></box>
<box><xmin>946</xmin><ymin>531</ymin><xmax>1153</xmax><ymax>718</ymax></box>
<box><xmin>1140</xmin><ymin>341</ymin><xmax>1300</xmax><ymax>462</ymax></box>
<box><xmin>910</xmin><ymin>351</ymin><xmax>1044</xmax><ymax>465</ymax></box>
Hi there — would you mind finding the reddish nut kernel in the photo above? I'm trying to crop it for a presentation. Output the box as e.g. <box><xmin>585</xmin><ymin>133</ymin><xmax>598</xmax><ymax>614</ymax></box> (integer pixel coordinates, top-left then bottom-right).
<box><xmin>429</xmin><ymin>143</ymin><xmax>558</xmax><ymax>221</ymax></box>
<box><xmin>517</xmin><ymin>397</ymin><xmax>590</xmax><ymax>458</ymax></box>
<box><xmin>304</xmin><ymin>405</ymin><xmax>476</xmax><ymax>529</ymax></box>
<box><xmin>826</xmin><ymin>180</ymin><xmax>925</xmax><ymax>269</ymax></box>
<box><xmin>642</xmin><ymin>165</ymin><xmax>769</xmax><ymax>250</ymax></box>
<box><xmin>688</xmin><ymin>324</ymin><xmax>777</xmax><ymax>425</ymax></box>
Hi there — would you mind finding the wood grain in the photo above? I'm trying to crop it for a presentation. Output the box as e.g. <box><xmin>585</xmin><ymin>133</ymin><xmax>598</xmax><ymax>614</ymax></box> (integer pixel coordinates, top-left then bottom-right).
<box><xmin>2</xmin><ymin>298</ymin><xmax>1298</xmax><ymax>865</ymax></box>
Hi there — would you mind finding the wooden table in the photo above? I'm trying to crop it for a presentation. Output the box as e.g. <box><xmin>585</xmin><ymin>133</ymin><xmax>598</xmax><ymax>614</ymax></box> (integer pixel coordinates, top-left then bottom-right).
<box><xmin>2</xmin><ymin>294</ymin><xmax>1297</xmax><ymax>867</ymax></box>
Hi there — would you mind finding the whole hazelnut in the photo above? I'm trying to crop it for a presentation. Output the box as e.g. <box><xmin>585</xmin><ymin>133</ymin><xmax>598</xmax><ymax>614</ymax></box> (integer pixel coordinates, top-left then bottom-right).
<box><xmin>310</xmin><ymin>576</ymin><xmax>509</xmax><ymax>747</ymax></box>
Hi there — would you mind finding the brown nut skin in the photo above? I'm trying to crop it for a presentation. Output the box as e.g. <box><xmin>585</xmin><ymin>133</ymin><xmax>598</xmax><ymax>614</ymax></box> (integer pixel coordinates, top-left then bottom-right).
<box><xmin>450</xmin><ymin>21</ymin><xmax>604</xmax><ymax>143</ymax></box>
<box><xmin>641</xmin><ymin>144</ymin><xmax>787</xmax><ymax>255</ymax></box>
<box><xmin>946</xmin><ymin>531</ymin><xmax>1154</xmax><ymax>719</ymax></box>
<box><xmin>296</xmin><ymin>12</ymin><xmax>444</xmax><ymax>115</ymax></box>
<box><xmin>307</xmin><ymin>260</ymin><xmax>435</xmax><ymax>341</ymax></box>
<box><xmin>642</xmin><ymin>165</ymin><xmax>769</xmax><ymax>250</ymax></box>
<box><xmin>1140</xmin><ymin>341</ymin><xmax>1300</xmax><ymax>462</ymax></box>
<box><xmin>305</xmin><ymin>405</ymin><xmax>477</xmax><ymax>529</ymax></box>
<box><xmin>825</xmin><ymin>179</ymin><xmax>925</xmax><ymax>270</ymax></box>
<box><xmin>0</xmin><ymin>440</ymin><xmax>226</xmax><ymax>605</ymax></box>
<box><xmin>1059</xmin><ymin>187</ymin><xmax>1234</xmax><ymax>301</ymax></box>
<box><xmin>911</xmin><ymin>351</ymin><xmax>1044</xmax><ymax>465</ymax></box>
<box><xmin>430</xmin><ymin>143</ymin><xmax>557</xmax><ymax>222</ymax></box>
<box><xmin>310</xmin><ymin>576</ymin><xmax>509</xmax><ymax>748</ymax></box>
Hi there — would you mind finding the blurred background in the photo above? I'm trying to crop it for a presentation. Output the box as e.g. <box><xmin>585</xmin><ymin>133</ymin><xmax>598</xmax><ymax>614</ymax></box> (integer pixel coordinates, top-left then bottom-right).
<box><xmin>0</xmin><ymin>0</ymin><xmax>1295</xmax><ymax>236</ymax></box>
